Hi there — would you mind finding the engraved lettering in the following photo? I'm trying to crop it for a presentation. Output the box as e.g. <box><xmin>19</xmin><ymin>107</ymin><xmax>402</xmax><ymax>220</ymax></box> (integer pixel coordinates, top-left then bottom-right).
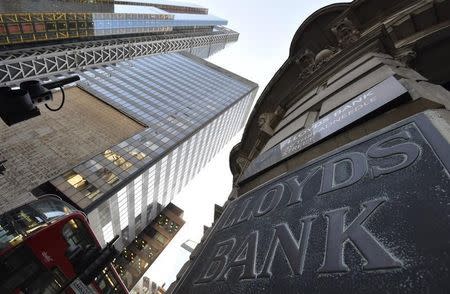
<box><xmin>236</xmin><ymin>198</ymin><xmax>254</xmax><ymax>224</ymax></box>
<box><xmin>195</xmin><ymin>238</ymin><xmax>236</xmax><ymax>283</ymax></box>
<box><xmin>217</xmin><ymin>231</ymin><xmax>259</xmax><ymax>280</ymax></box>
<box><xmin>319</xmin><ymin>152</ymin><xmax>367</xmax><ymax>194</ymax></box>
<box><xmin>254</xmin><ymin>184</ymin><xmax>284</xmax><ymax>217</ymax></box>
<box><xmin>260</xmin><ymin>216</ymin><xmax>316</xmax><ymax>277</ymax></box>
<box><xmin>319</xmin><ymin>199</ymin><xmax>402</xmax><ymax>273</ymax></box>
<box><xmin>286</xmin><ymin>167</ymin><xmax>321</xmax><ymax>206</ymax></box>
<box><xmin>367</xmin><ymin>130</ymin><xmax>420</xmax><ymax>178</ymax></box>
<box><xmin>219</xmin><ymin>198</ymin><xmax>253</xmax><ymax>231</ymax></box>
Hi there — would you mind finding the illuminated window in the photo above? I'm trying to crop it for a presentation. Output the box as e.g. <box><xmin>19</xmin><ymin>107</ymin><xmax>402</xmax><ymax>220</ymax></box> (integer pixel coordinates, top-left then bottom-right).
<box><xmin>157</xmin><ymin>215</ymin><xmax>179</xmax><ymax>234</ymax></box>
<box><xmin>104</xmin><ymin>149</ymin><xmax>133</xmax><ymax>170</ymax></box>
<box><xmin>154</xmin><ymin>232</ymin><xmax>168</xmax><ymax>245</ymax></box>
<box><xmin>65</xmin><ymin>171</ymin><xmax>87</xmax><ymax>189</ymax></box>
<box><xmin>130</xmin><ymin>149</ymin><xmax>146</xmax><ymax>160</ymax></box>
<box><xmin>64</xmin><ymin>170</ymin><xmax>101</xmax><ymax>200</ymax></box>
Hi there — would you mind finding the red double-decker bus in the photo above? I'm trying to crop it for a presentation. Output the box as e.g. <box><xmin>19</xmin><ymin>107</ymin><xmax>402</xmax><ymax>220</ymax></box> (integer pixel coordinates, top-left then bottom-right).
<box><xmin>0</xmin><ymin>195</ymin><xmax>128</xmax><ymax>293</ymax></box>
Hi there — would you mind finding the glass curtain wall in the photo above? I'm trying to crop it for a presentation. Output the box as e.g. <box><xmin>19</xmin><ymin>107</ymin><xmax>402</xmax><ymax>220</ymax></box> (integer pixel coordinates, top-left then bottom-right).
<box><xmin>89</xmin><ymin>90</ymin><xmax>255</xmax><ymax>248</ymax></box>
<box><xmin>48</xmin><ymin>52</ymin><xmax>257</xmax><ymax>249</ymax></box>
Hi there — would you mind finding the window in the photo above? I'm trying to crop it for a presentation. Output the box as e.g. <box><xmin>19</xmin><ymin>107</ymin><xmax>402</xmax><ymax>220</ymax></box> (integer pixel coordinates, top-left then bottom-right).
<box><xmin>96</xmin><ymin>167</ymin><xmax>119</xmax><ymax>185</ymax></box>
<box><xmin>95</xmin><ymin>266</ymin><xmax>123</xmax><ymax>293</ymax></box>
<box><xmin>1</xmin><ymin>245</ymin><xmax>66</xmax><ymax>294</ymax></box>
<box><xmin>0</xmin><ymin>215</ymin><xmax>23</xmax><ymax>250</ymax></box>
<box><xmin>64</xmin><ymin>171</ymin><xmax>87</xmax><ymax>189</ymax></box>
<box><xmin>102</xmin><ymin>222</ymin><xmax>114</xmax><ymax>243</ymax></box>
<box><xmin>156</xmin><ymin>214</ymin><xmax>180</xmax><ymax>234</ymax></box>
<box><xmin>130</xmin><ymin>149</ymin><xmax>146</xmax><ymax>160</ymax></box>
<box><xmin>117</xmin><ymin>188</ymin><xmax>128</xmax><ymax>230</ymax></box>
<box><xmin>87</xmin><ymin>160</ymin><xmax>103</xmax><ymax>173</ymax></box>
<box><xmin>64</xmin><ymin>171</ymin><xmax>101</xmax><ymax>200</ymax></box>
<box><xmin>154</xmin><ymin>232</ymin><xmax>168</xmax><ymax>245</ymax></box>
<box><xmin>104</xmin><ymin>149</ymin><xmax>133</xmax><ymax>170</ymax></box>
<box><xmin>30</xmin><ymin>198</ymin><xmax>75</xmax><ymax>220</ymax></box>
<box><xmin>8</xmin><ymin>205</ymin><xmax>48</xmax><ymax>235</ymax></box>
<box><xmin>62</xmin><ymin>218</ymin><xmax>96</xmax><ymax>250</ymax></box>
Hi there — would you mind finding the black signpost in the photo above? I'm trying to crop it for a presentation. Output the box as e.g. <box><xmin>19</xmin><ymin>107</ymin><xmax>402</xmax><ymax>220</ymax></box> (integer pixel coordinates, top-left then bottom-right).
<box><xmin>172</xmin><ymin>112</ymin><xmax>450</xmax><ymax>294</ymax></box>
<box><xmin>241</xmin><ymin>76</ymin><xmax>408</xmax><ymax>181</ymax></box>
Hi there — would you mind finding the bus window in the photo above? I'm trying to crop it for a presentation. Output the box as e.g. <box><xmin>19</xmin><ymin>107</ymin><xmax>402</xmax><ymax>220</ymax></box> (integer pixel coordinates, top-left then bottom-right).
<box><xmin>25</xmin><ymin>267</ymin><xmax>68</xmax><ymax>294</ymax></box>
<box><xmin>30</xmin><ymin>198</ymin><xmax>76</xmax><ymax>220</ymax></box>
<box><xmin>62</xmin><ymin>218</ymin><xmax>96</xmax><ymax>249</ymax></box>
<box><xmin>0</xmin><ymin>245</ymin><xmax>65</xmax><ymax>294</ymax></box>
<box><xmin>1</xmin><ymin>198</ymin><xmax>77</xmax><ymax>252</ymax></box>
<box><xmin>62</xmin><ymin>218</ymin><xmax>99</xmax><ymax>275</ymax></box>
<box><xmin>11</xmin><ymin>206</ymin><xmax>46</xmax><ymax>234</ymax></box>
<box><xmin>0</xmin><ymin>214</ymin><xmax>23</xmax><ymax>251</ymax></box>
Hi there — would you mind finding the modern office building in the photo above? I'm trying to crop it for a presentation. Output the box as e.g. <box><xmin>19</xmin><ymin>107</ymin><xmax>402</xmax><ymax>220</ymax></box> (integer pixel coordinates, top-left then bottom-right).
<box><xmin>169</xmin><ymin>0</ymin><xmax>450</xmax><ymax>293</ymax></box>
<box><xmin>0</xmin><ymin>0</ymin><xmax>115</xmax><ymax>13</ymax></box>
<box><xmin>0</xmin><ymin>0</ymin><xmax>257</xmax><ymax>251</ymax></box>
<box><xmin>136</xmin><ymin>276</ymin><xmax>165</xmax><ymax>294</ymax></box>
<box><xmin>0</xmin><ymin>0</ymin><xmax>238</xmax><ymax>85</ymax></box>
<box><xmin>113</xmin><ymin>203</ymin><xmax>184</xmax><ymax>290</ymax></box>
<box><xmin>180</xmin><ymin>239</ymin><xmax>197</xmax><ymax>253</ymax></box>
<box><xmin>0</xmin><ymin>51</ymin><xmax>258</xmax><ymax>251</ymax></box>
<box><xmin>0</xmin><ymin>0</ymin><xmax>208</xmax><ymax>14</ymax></box>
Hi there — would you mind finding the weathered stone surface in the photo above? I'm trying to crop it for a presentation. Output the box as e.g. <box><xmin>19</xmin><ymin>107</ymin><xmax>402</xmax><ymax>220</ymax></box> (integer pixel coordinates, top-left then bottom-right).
<box><xmin>171</xmin><ymin>111</ymin><xmax>450</xmax><ymax>293</ymax></box>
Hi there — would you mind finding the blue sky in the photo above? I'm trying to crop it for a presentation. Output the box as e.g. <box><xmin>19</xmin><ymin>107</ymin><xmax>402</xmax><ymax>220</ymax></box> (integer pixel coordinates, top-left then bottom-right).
<box><xmin>143</xmin><ymin>0</ymin><xmax>345</xmax><ymax>289</ymax></box>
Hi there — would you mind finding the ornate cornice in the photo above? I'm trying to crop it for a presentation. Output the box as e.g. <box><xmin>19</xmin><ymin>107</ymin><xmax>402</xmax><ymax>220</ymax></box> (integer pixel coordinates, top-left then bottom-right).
<box><xmin>230</xmin><ymin>0</ymin><xmax>450</xmax><ymax>183</ymax></box>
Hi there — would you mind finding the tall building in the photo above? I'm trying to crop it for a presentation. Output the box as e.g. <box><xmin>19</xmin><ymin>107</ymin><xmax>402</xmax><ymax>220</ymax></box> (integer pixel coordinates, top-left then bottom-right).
<box><xmin>114</xmin><ymin>203</ymin><xmax>185</xmax><ymax>290</ymax></box>
<box><xmin>169</xmin><ymin>0</ymin><xmax>450</xmax><ymax>293</ymax></box>
<box><xmin>0</xmin><ymin>51</ymin><xmax>257</xmax><ymax>250</ymax></box>
<box><xmin>0</xmin><ymin>0</ymin><xmax>238</xmax><ymax>85</ymax></box>
<box><xmin>0</xmin><ymin>1</ymin><xmax>257</xmax><ymax>250</ymax></box>
<box><xmin>0</xmin><ymin>1</ymin><xmax>258</xmax><ymax>291</ymax></box>
<box><xmin>136</xmin><ymin>276</ymin><xmax>165</xmax><ymax>294</ymax></box>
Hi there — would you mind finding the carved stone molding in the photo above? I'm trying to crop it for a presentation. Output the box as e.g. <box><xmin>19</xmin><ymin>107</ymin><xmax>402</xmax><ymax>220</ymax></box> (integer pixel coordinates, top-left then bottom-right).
<box><xmin>236</xmin><ymin>156</ymin><xmax>250</xmax><ymax>172</ymax></box>
<box><xmin>331</xmin><ymin>18</ymin><xmax>361</xmax><ymax>48</ymax></box>
<box><xmin>315</xmin><ymin>47</ymin><xmax>339</xmax><ymax>68</ymax></box>
<box><xmin>258</xmin><ymin>112</ymin><xmax>278</xmax><ymax>136</ymax></box>
<box><xmin>295</xmin><ymin>49</ymin><xmax>315</xmax><ymax>80</ymax></box>
<box><xmin>394</xmin><ymin>48</ymin><xmax>416</xmax><ymax>67</ymax></box>
<box><xmin>295</xmin><ymin>46</ymin><xmax>341</xmax><ymax>82</ymax></box>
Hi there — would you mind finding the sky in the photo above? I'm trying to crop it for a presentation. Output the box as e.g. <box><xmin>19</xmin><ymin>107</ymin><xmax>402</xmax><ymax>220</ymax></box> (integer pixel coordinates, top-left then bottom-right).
<box><xmin>143</xmin><ymin>0</ymin><xmax>342</xmax><ymax>289</ymax></box>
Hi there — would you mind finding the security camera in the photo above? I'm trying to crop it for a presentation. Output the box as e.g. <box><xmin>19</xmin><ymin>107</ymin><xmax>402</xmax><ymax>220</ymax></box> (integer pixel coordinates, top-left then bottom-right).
<box><xmin>0</xmin><ymin>75</ymin><xmax>80</xmax><ymax>126</ymax></box>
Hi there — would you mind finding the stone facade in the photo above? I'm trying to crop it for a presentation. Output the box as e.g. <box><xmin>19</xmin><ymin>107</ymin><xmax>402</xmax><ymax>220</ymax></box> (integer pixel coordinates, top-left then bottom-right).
<box><xmin>0</xmin><ymin>87</ymin><xmax>144</xmax><ymax>214</ymax></box>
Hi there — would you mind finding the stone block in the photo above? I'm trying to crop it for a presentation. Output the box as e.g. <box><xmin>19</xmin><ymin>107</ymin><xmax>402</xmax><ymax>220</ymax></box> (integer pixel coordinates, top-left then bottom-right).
<box><xmin>172</xmin><ymin>110</ymin><xmax>450</xmax><ymax>293</ymax></box>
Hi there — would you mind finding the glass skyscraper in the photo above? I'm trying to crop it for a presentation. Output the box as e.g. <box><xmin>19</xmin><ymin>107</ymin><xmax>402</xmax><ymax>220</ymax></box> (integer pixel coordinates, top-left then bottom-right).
<box><xmin>0</xmin><ymin>0</ymin><xmax>257</xmax><ymax>253</ymax></box>
<box><xmin>28</xmin><ymin>52</ymin><xmax>258</xmax><ymax>249</ymax></box>
<box><xmin>0</xmin><ymin>0</ymin><xmax>238</xmax><ymax>85</ymax></box>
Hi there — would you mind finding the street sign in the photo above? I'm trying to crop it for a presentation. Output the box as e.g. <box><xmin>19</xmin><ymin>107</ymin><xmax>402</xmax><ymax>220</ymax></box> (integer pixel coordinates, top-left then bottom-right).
<box><xmin>241</xmin><ymin>76</ymin><xmax>407</xmax><ymax>180</ymax></box>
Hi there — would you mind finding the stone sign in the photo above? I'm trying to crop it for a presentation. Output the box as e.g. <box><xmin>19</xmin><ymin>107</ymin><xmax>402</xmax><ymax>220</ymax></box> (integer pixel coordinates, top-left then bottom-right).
<box><xmin>171</xmin><ymin>113</ymin><xmax>450</xmax><ymax>293</ymax></box>
<box><xmin>241</xmin><ymin>76</ymin><xmax>407</xmax><ymax>181</ymax></box>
